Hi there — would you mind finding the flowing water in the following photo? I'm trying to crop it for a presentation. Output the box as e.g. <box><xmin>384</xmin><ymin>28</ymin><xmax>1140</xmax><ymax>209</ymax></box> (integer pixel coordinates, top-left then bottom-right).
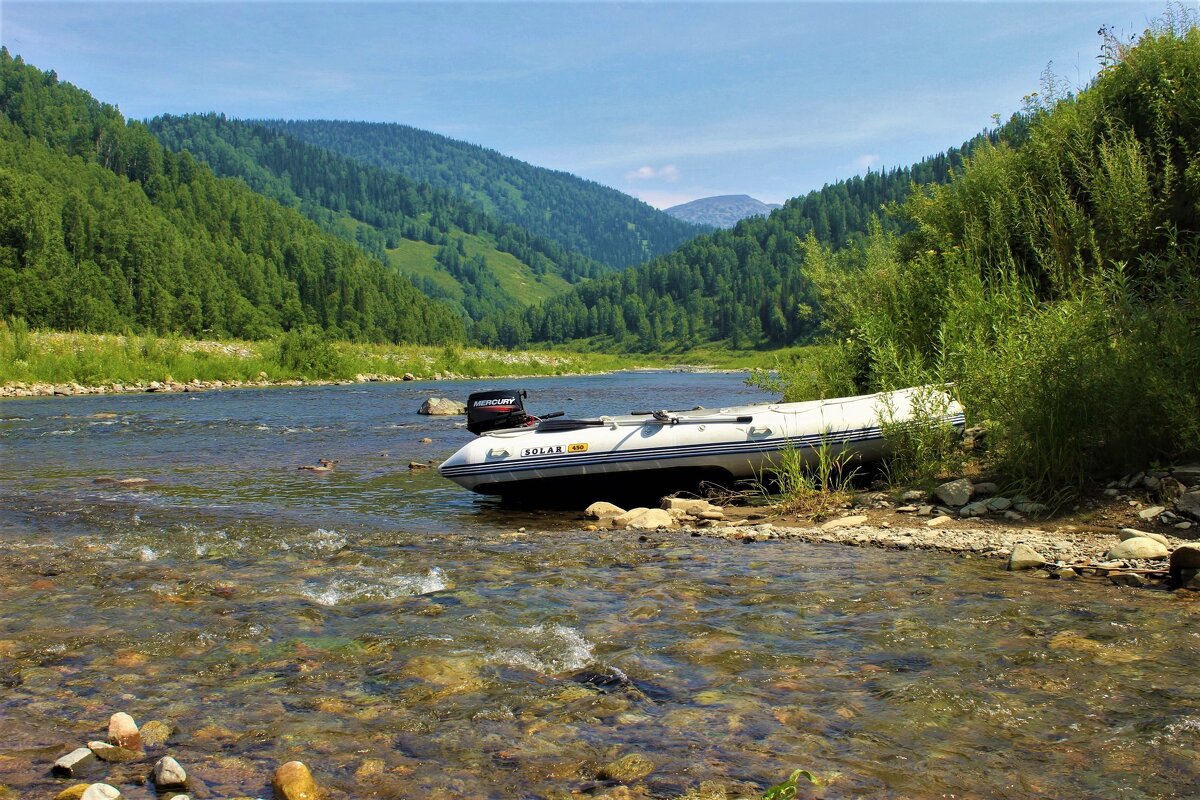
<box><xmin>1</xmin><ymin>373</ymin><xmax>1198</xmax><ymax>799</ymax></box>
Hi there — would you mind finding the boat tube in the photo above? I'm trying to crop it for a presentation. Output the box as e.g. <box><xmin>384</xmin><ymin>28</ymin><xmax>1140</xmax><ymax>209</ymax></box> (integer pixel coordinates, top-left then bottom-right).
<box><xmin>439</xmin><ymin>387</ymin><xmax>964</xmax><ymax>497</ymax></box>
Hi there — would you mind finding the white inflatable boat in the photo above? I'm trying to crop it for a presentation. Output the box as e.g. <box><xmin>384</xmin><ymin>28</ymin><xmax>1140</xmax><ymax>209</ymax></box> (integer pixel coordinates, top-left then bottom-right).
<box><xmin>438</xmin><ymin>387</ymin><xmax>964</xmax><ymax>497</ymax></box>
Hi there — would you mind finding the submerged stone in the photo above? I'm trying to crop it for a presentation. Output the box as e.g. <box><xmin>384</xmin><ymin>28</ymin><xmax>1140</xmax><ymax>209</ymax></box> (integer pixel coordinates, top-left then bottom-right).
<box><xmin>598</xmin><ymin>753</ymin><xmax>655</xmax><ymax>783</ymax></box>
<box><xmin>273</xmin><ymin>760</ymin><xmax>319</xmax><ymax>800</ymax></box>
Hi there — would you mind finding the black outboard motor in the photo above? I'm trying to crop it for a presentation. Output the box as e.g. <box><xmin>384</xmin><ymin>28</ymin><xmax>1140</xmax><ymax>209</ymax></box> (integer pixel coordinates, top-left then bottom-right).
<box><xmin>466</xmin><ymin>390</ymin><xmax>530</xmax><ymax>435</ymax></box>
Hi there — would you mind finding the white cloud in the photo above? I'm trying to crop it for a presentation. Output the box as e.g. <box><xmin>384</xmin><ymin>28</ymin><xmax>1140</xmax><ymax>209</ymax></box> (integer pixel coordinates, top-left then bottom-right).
<box><xmin>625</xmin><ymin>164</ymin><xmax>681</xmax><ymax>182</ymax></box>
<box><xmin>853</xmin><ymin>154</ymin><xmax>881</xmax><ymax>171</ymax></box>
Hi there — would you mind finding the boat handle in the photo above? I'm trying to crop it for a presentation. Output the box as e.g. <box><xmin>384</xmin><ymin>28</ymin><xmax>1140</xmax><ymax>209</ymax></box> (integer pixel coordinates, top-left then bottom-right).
<box><xmin>749</xmin><ymin>426</ymin><xmax>773</xmax><ymax>436</ymax></box>
<box><xmin>488</xmin><ymin>448</ymin><xmax>510</xmax><ymax>458</ymax></box>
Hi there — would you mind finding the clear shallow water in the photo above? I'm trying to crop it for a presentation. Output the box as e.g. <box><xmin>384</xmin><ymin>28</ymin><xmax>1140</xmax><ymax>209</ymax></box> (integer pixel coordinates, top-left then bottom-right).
<box><xmin>1</xmin><ymin>373</ymin><xmax>1199</xmax><ymax>799</ymax></box>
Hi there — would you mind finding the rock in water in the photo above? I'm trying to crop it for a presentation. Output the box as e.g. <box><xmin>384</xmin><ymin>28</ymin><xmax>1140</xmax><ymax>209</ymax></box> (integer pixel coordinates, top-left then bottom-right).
<box><xmin>138</xmin><ymin>719</ymin><xmax>173</xmax><ymax>748</ymax></box>
<box><xmin>52</xmin><ymin>748</ymin><xmax>96</xmax><ymax>777</ymax></box>
<box><xmin>1007</xmin><ymin>544</ymin><xmax>1046</xmax><ymax>571</ymax></box>
<box><xmin>598</xmin><ymin>753</ymin><xmax>655</xmax><ymax>783</ymax></box>
<box><xmin>1110</xmin><ymin>572</ymin><xmax>1147</xmax><ymax>588</ymax></box>
<box><xmin>934</xmin><ymin>478</ymin><xmax>973</xmax><ymax>507</ymax></box>
<box><xmin>418</xmin><ymin>397</ymin><xmax>466</xmax><ymax>416</ymax></box>
<box><xmin>87</xmin><ymin>741</ymin><xmax>137</xmax><ymax>762</ymax></box>
<box><xmin>80</xmin><ymin>786</ymin><xmax>120</xmax><ymax>800</ymax></box>
<box><xmin>53</xmin><ymin>786</ymin><xmax>90</xmax><ymax>800</ymax></box>
<box><xmin>153</xmin><ymin>756</ymin><xmax>187</xmax><ymax>789</ymax></box>
<box><xmin>1105</xmin><ymin>538</ymin><xmax>1169</xmax><ymax>560</ymax></box>
<box><xmin>273</xmin><ymin>760</ymin><xmax>319</xmax><ymax>800</ymax></box>
<box><xmin>108</xmin><ymin>712</ymin><xmax>140</xmax><ymax>750</ymax></box>
<box><xmin>586</xmin><ymin>501</ymin><xmax>626</xmax><ymax>520</ymax></box>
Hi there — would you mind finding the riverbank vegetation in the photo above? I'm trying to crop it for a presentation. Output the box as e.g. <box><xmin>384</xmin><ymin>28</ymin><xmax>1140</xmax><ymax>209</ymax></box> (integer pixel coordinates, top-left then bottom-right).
<box><xmin>795</xmin><ymin>14</ymin><xmax>1200</xmax><ymax>494</ymax></box>
<box><xmin>0</xmin><ymin>322</ymin><xmax>786</xmax><ymax>389</ymax></box>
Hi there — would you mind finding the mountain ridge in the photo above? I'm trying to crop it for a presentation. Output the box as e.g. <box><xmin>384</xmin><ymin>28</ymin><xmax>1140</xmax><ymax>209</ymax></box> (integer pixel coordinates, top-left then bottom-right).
<box><xmin>665</xmin><ymin>194</ymin><xmax>782</xmax><ymax>228</ymax></box>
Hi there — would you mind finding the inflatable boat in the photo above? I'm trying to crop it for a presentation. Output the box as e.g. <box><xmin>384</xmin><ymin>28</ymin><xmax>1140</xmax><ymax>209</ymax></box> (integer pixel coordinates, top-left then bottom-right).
<box><xmin>438</xmin><ymin>387</ymin><xmax>965</xmax><ymax>497</ymax></box>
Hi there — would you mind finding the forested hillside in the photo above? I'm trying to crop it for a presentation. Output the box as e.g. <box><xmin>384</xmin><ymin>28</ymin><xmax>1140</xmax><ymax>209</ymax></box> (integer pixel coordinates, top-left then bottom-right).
<box><xmin>257</xmin><ymin>119</ymin><xmax>705</xmax><ymax>268</ymax></box>
<box><xmin>0</xmin><ymin>50</ymin><xmax>462</xmax><ymax>342</ymax></box>
<box><xmin>486</xmin><ymin>124</ymin><xmax>1024</xmax><ymax>351</ymax></box>
<box><xmin>148</xmin><ymin>114</ymin><xmax>607</xmax><ymax>320</ymax></box>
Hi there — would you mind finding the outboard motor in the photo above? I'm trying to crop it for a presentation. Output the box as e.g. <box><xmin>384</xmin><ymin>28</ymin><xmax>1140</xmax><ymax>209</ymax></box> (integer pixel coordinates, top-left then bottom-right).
<box><xmin>466</xmin><ymin>389</ymin><xmax>530</xmax><ymax>435</ymax></box>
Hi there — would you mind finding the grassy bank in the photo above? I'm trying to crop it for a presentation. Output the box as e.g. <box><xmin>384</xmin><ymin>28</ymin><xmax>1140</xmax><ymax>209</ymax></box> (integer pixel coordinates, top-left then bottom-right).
<box><xmin>0</xmin><ymin>321</ymin><xmax>786</xmax><ymax>391</ymax></box>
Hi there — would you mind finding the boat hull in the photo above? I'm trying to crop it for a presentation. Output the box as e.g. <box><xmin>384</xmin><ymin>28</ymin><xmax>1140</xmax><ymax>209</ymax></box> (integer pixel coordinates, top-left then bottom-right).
<box><xmin>438</xmin><ymin>387</ymin><xmax>964</xmax><ymax>497</ymax></box>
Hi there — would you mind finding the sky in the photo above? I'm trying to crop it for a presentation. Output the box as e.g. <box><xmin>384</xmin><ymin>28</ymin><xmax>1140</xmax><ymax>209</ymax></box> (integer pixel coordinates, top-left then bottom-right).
<box><xmin>0</xmin><ymin>1</ymin><xmax>1175</xmax><ymax>208</ymax></box>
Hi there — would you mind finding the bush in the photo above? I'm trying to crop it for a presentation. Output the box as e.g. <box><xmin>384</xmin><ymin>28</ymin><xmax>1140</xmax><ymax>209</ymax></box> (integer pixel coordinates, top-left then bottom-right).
<box><xmin>274</xmin><ymin>327</ymin><xmax>344</xmax><ymax>378</ymax></box>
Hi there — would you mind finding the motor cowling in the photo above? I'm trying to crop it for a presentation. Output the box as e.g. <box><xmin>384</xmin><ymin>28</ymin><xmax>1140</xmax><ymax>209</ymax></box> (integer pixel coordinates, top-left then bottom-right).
<box><xmin>466</xmin><ymin>390</ymin><xmax>529</xmax><ymax>435</ymax></box>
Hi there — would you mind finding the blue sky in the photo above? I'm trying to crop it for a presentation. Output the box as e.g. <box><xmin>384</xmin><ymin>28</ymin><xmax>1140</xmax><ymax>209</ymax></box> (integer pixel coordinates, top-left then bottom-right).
<box><xmin>0</xmin><ymin>1</ymin><xmax>1170</xmax><ymax>207</ymax></box>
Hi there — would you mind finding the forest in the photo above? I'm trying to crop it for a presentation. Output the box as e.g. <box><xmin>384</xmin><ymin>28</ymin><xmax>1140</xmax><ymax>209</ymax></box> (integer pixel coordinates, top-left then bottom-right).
<box><xmin>481</xmin><ymin>124</ymin><xmax>1025</xmax><ymax>351</ymax></box>
<box><xmin>259</xmin><ymin>119</ymin><xmax>705</xmax><ymax>268</ymax></box>
<box><xmin>148</xmin><ymin>114</ymin><xmax>610</xmax><ymax>320</ymax></box>
<box><xmin>0</xmin><ymin>50</ymin><xmax>464</xmax><ymax>343</ymax></box>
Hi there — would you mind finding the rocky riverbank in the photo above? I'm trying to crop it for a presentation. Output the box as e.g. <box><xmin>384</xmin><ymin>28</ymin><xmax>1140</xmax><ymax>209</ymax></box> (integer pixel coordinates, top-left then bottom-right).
<box><xmin>583</xmin><ymin>466</ymin><xmax>1200</xmax><ymax>594</ymax></box>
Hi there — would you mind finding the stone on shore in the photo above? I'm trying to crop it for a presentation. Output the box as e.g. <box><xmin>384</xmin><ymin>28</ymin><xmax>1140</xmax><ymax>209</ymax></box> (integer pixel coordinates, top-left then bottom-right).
<box><xmin>273</xmin><ymin>760</ymin><xmax>319</xmax><ymax>800</ymax></box>
<box><xmin>959</xmin><ymin>501</ymin><xmax>989</xmax><ymax>518</ymax></box>
<box><xmin>900</xmin><ymin>489</ymin><xmax>926</xmax><ymax>502</ymax></box>
<box><xmin>586</xmin><ymin>502</ymin><xmax>626</xmax><ymax>520</ymax></box>
<box><xmin>820</xmin><ymin>515</ymin><xmax>868</xmax><ymax>530</ymax></box>
<box><xmin>985</xmin><ymin>496</ymin><xmax>1012</xmax><ymax>512</ymax></box>
<box><xmin>52</xmin><ymin>748</ymin><xmax>96</xmax><ymax>777</ymax></box>
<box><xmin>80</xmin><ymin>786</ymin><xmax>120</xmax><ymax>800</ymax></box>
<box><xmin>1118</xmin><ymin>528</ymin><xmax>1169</xmax><ymax>547</ymax></box>
<box><xmin>108</xmin><ymin>712</ymin><xmax>140</xmax><ymax>750</ymax></box>
<box><xmin>661</xmin><ymin>498</ymin><xmax>722</xmax><ymax>516</ymax></box>
<box><xmin>1007</xmin><ymin>544</ymin><xmax>1046</xmax><ymax>571</ymax></box>
<box><xmin>418</xmin><ymin>397</ymin><xmax>466</xmax><ymax>416</ymax></box>
<box><xmin>934</xmin><ymin>478</ymin><xmax>973</xmax><ymax>507</ymax></box>
<box><xmin>598</xmin><ymin>753</ymin><xmax>655</xmax><ymax>783</ymax></box>
<box><xmin>971</xmin><ymin>482</ymin><xmax>999</xmax><ymax>497</ymax></box>
<box><xmin>1176</xmin><ymin>491</ymin><xmax>1200</xmax><ymax>520</ymax></box>
<box><xmin>153</xmin><ymin>756</ymin><xmax>188</xmax><ymax>789</ymax></box>
<box><xmin>1105</xmin><ymin>537</ymin><xmax>1169</xmax><ymax>561</ymax></box>
<box><xmin>925</xmin><ymin>515</ymin><xmax>952</xmax><ymax>527</ymax></box>
<box><xmin>1137</xmin><ymin>505</ymin><xmax>1166</xmax><ymax>522</ymax></box>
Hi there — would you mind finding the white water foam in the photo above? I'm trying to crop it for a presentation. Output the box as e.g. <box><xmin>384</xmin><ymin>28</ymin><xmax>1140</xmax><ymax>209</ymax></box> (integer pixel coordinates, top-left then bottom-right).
<box><xmin>301</xmin><ymin>567</ymin><xmax>448</xmax><ymax>606</ymax></box>
<box><xmin>137</xmin><ymin>546</ymin><xmax>158</xmax><ymax>562</ymax></box>
<box><xmin>489</xmin><ymin>624</ymin><xmax>595</xmax><ymax>675</ymax></box>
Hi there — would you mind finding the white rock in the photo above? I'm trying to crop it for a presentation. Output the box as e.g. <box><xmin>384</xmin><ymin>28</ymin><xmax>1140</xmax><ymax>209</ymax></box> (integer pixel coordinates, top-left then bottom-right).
<box><xmin>52</xmin><ymin>747</ymin><xmax>96</xmax><ymax>777</ymax></box>
<box><xmin>585</xmin><ymin>501</ymin><xmax>626</xmax><ymax>520</ymax></box>
<box><xmin>820</xmin><ymin>514</ymin><xmax>868</xmax><ymax>530</ymax></box>
<box><xmin>622</xmin><ymin>508</ymin><xmax>675</xmax><ymax>530</ymax></box>
<box><xmin>934</xmin><ymin>478</ymin><xmax>973</xmax><ymax>507</ymax></box>
<box><xmin>1106</xmin><ymin>537</ymin><xmax>1169</xmax><ymax>560</ymax></box>
<box><xmin>418</xmin><ymin>397</ymin><xmax>466</xmax><ymax>416</ymax></box>
<box><xmin>1118</xmin><ymin>528</ymin><xmax>1169</xmax><ymax>547</ymax></box>
<box><xmin>612</xmin><ymin>507</ymin><xmax>650</xmax><ymax>528</ymax></box>
<box><xmin>1007</xmin><ymin>544</ymin><xmax>1046</xmax><ymax>570</ymax></box>
<box><xmin>1137</xmin><ymin>505</ymin><xmax>1166</xmax><ymax>522</ymax></box>
<box><xmin>81</xmin><ymin>785</ymin><xmax>121</xmax><ymax>800</ymax></box>
<box><xmin>926</xmin><ymin>515</ymin><xmax>953</xmax><ymax>527</ymax></box>
<box><xmin>153</xmin><ymin>756</ymin><xmax>188</xmax><ymax>789</ymax></box>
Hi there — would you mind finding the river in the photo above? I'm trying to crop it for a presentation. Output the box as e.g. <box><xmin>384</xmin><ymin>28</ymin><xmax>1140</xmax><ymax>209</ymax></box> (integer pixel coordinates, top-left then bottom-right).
<box><xmin>1</xmin><ymin>373</ymin><xmax>1197</xmax><ymax>798</ymax></box>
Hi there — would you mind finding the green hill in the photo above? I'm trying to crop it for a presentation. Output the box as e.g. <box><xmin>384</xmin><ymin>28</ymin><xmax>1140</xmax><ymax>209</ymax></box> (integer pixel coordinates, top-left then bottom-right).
<box><xmin>148</xmin><ymin>114</ymin><xmax>599</xmax><ymax>320</ymax></box>
<box><xmin>256</xmin><ymin>119</ymin><xmax>707</xmax><ymax>268</ymax></box>
<box><xmin>0</xmin><ymin>50</ymin><xmax>462</xmax><ymax>343</ymax></box>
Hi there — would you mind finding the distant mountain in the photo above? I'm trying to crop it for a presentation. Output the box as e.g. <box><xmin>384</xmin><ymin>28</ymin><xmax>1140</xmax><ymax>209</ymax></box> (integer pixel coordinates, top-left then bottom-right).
<box><xmin>148</xmin><ymin>114</ymin><xmax>606</xmax><ymax>322</ymax></box>
<box><xmin>664</xmin><ymin>194</ymin><xmax>782</xmax><ymax>227</ymax></box>
<box><xmin>0</xmin><ymin>50</ymin><xmax>462</xmax><ymax>343</ymax></box>
<box><xmin>256</xmin><ymin>120</ymin><xmax>706</xmax><ymax>268</ymax></box>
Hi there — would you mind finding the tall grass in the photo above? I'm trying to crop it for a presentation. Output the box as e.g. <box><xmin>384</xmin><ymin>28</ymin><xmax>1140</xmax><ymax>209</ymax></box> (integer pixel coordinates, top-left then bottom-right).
<box><xmin>794</xmin><ymin>16</ymin><xmax>1200</xmax><ymax>495</ymax></box>
<box><xmin>757</xmin><ymin>435</ymin><xmax>859</xmax><ymax>519</ymax></box>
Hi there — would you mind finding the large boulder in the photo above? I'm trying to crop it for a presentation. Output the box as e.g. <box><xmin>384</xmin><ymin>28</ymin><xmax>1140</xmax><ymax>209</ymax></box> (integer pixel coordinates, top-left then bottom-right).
<box><xmin>108</xmin><ymin>712</ymin><xmax>140</xmax><ymax>750</ymax></box>
<box><xmin>934</xmin><ymin>478</ymin><xmax>973</xmax><ymax>507</ymax></box>
<box><xmin>418</xmin><ymin>397</ymin><xmax>466</xmax><ymax>416</ymax></box>
<box><xmin>585</xmin><ymin>502</ymin><xmax>626</xmax><ymax>520</ymax></box>
<box><xmin>1105</xmin><ymin>537</ymin><xmax>1169</xmax><ymax>561</ymax></box>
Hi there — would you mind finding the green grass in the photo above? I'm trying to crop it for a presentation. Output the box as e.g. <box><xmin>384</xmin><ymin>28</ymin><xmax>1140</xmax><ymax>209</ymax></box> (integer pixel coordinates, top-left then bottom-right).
<box><xmin>0</xmin><ymin>325</ymin><xmax>661</xmax><ymax>389</ymax></box>
<box><xmin>458</xmin><ymin>232</ymin><xmax>571</xmax><ymax>303</ymax></box>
